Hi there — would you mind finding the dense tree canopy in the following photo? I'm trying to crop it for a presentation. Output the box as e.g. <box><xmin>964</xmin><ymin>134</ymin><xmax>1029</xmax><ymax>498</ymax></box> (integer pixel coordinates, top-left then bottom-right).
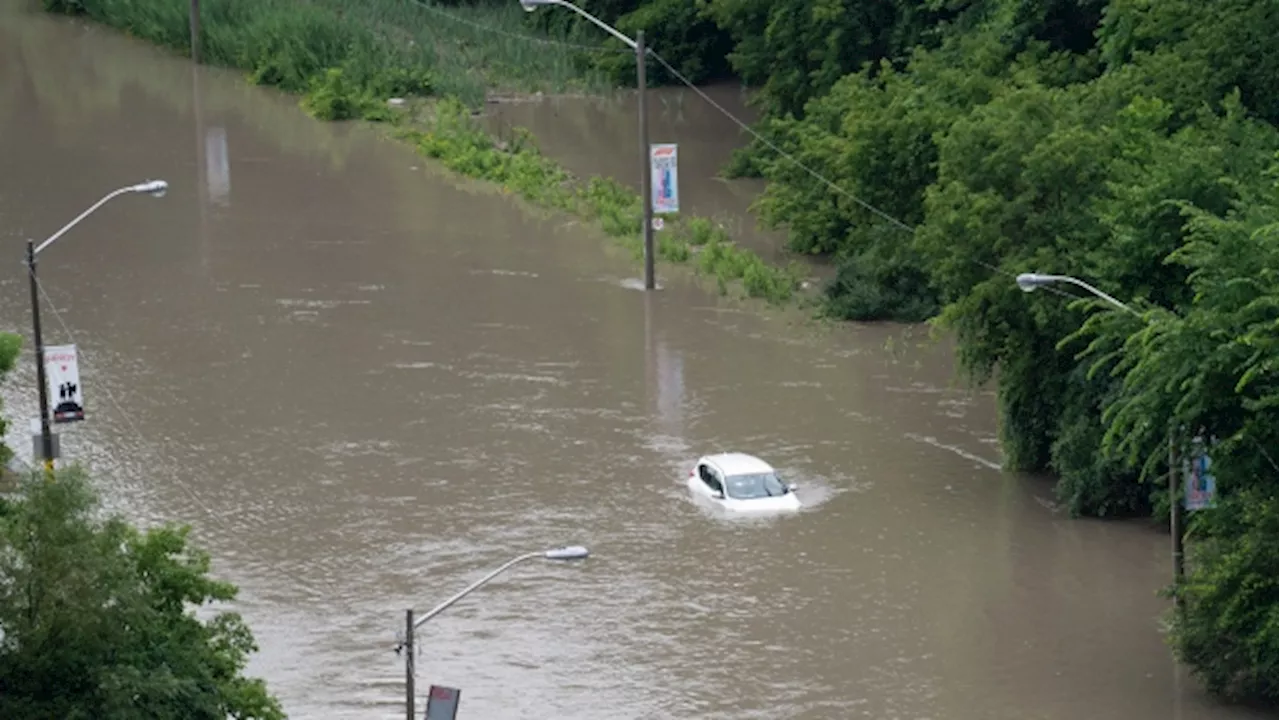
<box><xmin>0</xmin><ymin>467</ymin><xmax>283</xmax><ymax>719</ymax></box>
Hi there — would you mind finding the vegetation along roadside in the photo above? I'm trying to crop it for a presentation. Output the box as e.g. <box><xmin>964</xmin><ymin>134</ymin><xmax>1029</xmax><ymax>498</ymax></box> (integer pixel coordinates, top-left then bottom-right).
<box><xmin>42</xmin><ymin>0</ymin><xmax>1279</xmax><ymax>706</ymax></box>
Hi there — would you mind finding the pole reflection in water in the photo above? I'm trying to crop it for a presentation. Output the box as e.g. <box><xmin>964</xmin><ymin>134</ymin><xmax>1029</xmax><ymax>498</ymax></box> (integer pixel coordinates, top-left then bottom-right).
<box><xmin>192</xmin><ymin>62</ymin><xmax>209</xmax><ymax>273</ymax></box>
<box><xmin>643</xmin><ymin>290</ymin><xmax>687</xmax><ymax>460</ymax></box>
<box><xmin>205</xmin><ymin>127</ymin><xmax>230</xmax><ymax>206</ymax></box>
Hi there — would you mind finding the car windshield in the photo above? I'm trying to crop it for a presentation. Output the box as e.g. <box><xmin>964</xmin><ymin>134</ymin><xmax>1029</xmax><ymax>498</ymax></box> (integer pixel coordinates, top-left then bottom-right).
<box><xmin>723</xmin><ymin>472</ymin><xmax>788</xmax><ymax>500</ymax></box>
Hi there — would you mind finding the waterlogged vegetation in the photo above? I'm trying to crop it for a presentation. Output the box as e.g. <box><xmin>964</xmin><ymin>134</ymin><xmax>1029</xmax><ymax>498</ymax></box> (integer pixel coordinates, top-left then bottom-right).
<box><xmin>45</xmin><ymin>0</ymin><xmax>1279</xmax><ymax>705</ymax></box>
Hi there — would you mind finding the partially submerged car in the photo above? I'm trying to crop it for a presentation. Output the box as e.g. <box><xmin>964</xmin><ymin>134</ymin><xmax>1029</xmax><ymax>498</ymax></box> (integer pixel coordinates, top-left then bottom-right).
<box><xmin>687</xmin><ymin>452</ymin><xmax>801</xmax><ymax>512</ymax></box>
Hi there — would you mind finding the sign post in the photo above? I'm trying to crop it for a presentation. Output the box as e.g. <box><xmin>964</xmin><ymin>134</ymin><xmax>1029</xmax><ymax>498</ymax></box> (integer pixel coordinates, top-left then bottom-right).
<box><xmin>649</xmin><ymin>143</ymin><xmax>680</xmax><ymax>217</ymax></box>
<box><xmin>43</xmin><ymin>344</ymin><xmax>85</xmax><ymax>423</ymax></box>
<box><xmin>424</xmin><ymin>684</ymin><xmax>462</xmax><ymax>720</ymax></box>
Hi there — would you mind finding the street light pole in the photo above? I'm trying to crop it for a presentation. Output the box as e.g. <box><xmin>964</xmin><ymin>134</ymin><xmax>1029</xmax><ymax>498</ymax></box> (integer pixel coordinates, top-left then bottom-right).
<box><xmin>26</xmin><ymin>180</ymin><xmax>169</xmax><ymax>475</ymax></box>
<box><xmin>1015</xmin><ymin>271</ymin><xmax>1183</xmax><ymax>603</ymax></box>
<box><xmin>25</xmin><ymin>241</ymin><xmax>53</xmax><ymax>473</ymax></box>
<box><xmin>518</xmin><ymin>0</ymin><xmax>654</xmax><ymax>289</ymax></box>
<box><xmin>636</xmin><ymin>30</ymin><xmax>654</xmax><ymax>290</ymax></box>
<box><xmin>397</xmin><ymin>545</ymin><xmax>590</xmax><ymax>719</ymax></box>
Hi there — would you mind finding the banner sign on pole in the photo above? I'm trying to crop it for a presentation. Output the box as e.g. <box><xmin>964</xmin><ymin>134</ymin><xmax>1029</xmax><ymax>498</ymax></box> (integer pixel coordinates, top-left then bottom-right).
<box><xmin>649</xmin><ymin>143</ymin><xmax>679</xmax><ymax>215</ymax></box>
<box><xmin>424</xmin><ymin>684</ymin><xmax>462</xmax><ymax>720</ymax></box>
<box><xmin>1183</xmin><ymin>438</ymin><xmax>1216</xmax><ymax>511</ymax></box>
<box><xmin>44</xmin><ymin>344</ymin><xmax>84</xmax><ymax>423</ymax></box>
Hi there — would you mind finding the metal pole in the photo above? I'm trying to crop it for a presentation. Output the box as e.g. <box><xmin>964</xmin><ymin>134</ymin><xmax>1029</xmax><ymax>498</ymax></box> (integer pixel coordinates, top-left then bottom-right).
<box><xmin>636</xmin><ymin>30</ymin><xmax>654</xmax><ymax>291</ymax></box>
<box><xmin>26</xmin><ymin>241</ymin><xmax>54</xmax><ymax>475</ymax></box>
<box><xmin>405</xmin><ymin>608</ymin><xmax>415</xmax><ymax>720</ymax></box>
<box><xmin>189</xmin><ymin>0</ymin><xmax>201</xmax><ymax>63</ymax></box>
<box><xmin>1169</xmin><ymin>431</ymin><xmax>1185</xmax><ymax>614</ymax></box>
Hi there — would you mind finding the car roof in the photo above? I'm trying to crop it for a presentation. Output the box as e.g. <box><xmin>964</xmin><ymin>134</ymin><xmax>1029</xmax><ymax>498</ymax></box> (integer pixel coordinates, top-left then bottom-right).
<box><xmin>702</xmin><ymin>452</ymin><xmax>774</xmax><ymax>475</ymax></box>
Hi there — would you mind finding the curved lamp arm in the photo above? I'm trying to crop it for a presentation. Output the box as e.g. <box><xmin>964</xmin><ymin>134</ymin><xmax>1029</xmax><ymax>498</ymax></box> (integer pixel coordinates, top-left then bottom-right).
<box><xmin>518</xmin><ymin>0</ymin><xmax>638</xmax><ymax>50</ymax></box>
<box><xmin>35</xmin><ymin>180</ymin><xmax>168</xmax><ymax>256</ymax></box>
<box><xmin>412</xmin><ymin>546</ymin><xmax>589</xmax><ymax>630</ymax></box>
<box><xmin>1015</xmin><ymin>272</ymin><xmax>1142</xmax><ymax>318</ymax></box>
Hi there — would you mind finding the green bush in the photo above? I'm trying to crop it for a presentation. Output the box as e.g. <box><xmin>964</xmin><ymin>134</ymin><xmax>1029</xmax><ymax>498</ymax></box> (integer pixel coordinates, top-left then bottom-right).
<box><xmin>821</xmin><ymin>249</ymin><xmax>938</xmax><ymax>322</ymax></box>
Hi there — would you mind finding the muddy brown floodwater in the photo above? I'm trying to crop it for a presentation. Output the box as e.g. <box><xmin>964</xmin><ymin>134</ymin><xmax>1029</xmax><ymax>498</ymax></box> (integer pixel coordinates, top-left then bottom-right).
<box><xmin>0</xmin><ymin>4</ymin><xmax>1268</xmax><ymax>720</ymax></box>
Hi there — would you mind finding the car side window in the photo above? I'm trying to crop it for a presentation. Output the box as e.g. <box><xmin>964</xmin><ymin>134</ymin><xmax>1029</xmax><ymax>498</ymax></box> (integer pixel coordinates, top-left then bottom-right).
<box><xmin>701</xmin><ymin>466</ymin><xmax>724</xmax><ymax>494</ymax></box>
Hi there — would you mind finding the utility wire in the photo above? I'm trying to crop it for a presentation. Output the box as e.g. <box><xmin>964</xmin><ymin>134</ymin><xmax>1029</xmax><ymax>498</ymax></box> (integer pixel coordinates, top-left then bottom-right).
<box><xmin>28</xmin><ymin>268</ymin><xmax>228</xmax><ymax>527</ymax></box>
<box><xmin>403</xmin><ymin>0</ymin><xmax>632</xmax><ymax>54</ymax></box>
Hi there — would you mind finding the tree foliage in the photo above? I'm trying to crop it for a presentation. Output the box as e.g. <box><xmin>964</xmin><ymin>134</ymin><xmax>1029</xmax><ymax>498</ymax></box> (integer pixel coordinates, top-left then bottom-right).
<box><xmin>0</xmin><ymin>468</ymin><xmax>284</xmax><ymax>720</ymax></box>
<box><xmin>0</xmin><ymin>332</ymin><xmax>21</xmax><ymax>464</ymax></box>
<box><xmin>1074</xmin><ymin>168</ymin><xmax>1278</xmax><ymax>700</ymax></box>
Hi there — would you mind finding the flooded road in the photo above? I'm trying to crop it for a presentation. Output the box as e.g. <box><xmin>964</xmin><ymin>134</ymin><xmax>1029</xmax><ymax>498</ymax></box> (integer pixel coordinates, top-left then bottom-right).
<box><xmin>0</xmin><ymin>4</ymin><xmax>1267</xmax><ymax>719</ymax></box>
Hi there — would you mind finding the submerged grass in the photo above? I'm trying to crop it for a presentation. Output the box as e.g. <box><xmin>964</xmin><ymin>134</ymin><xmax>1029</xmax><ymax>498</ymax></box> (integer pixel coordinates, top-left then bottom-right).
<box><xmin>46</xmin><ymin>0</ymin><xmax>804</xmax><ymax>305</ymax></box>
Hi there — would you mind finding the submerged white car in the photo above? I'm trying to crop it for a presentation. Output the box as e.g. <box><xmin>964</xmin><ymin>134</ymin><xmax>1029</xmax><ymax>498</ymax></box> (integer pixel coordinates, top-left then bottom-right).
<box><xmin>687</xmin><ymin>452</ymin><xmax>801</xmax><ymax>512</ymax></box>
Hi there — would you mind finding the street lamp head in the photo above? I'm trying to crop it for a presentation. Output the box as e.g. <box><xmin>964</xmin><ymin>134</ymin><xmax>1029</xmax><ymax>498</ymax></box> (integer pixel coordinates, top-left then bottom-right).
<box><xmin>543</xmin><ymin>545</ymin><xmax>590</xmax><ymax>561</ymax></box>
<box><xmin>1016</xmin><ymin>272</ymin><xmax>1052</xmax><ymax>293</ymax></box>
<box><xmin>131</xmin><ymin>180</ymin><xmax>169</xmax><ymax>198</ymax></box>
<box><xmin>519</xmin><ymin>0</ymin><xmax>556</xmax><ymax>11</ymax></box>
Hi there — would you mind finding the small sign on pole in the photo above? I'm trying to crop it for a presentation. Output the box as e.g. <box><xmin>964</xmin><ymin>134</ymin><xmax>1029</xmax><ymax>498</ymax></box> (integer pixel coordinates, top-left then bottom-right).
<box><xmin>424</xmin><ymin>684</ymin><xmax>462</xmax><ymax>720</ymax></box>
<box><xmin>1183</xmin><ymin>438</ymin><xmax>1216</xmax><ymax>511</ymax></box>
<box><xmin>44</xmin><ymin>344</ymin><xmax>84</xmax><ymax>423</ymax></box>
<box><xmin>649</xmin><ymin>143</ymin><xmax>679</xmax><ymax>215</ymax></box>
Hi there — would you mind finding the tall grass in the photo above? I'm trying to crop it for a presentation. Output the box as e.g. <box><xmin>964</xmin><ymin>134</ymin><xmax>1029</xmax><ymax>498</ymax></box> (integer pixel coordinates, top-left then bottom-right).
<box><xmin>45</xmin><ymin>0</ymin><xmax>611</xmax><ymax>106</ymax></box>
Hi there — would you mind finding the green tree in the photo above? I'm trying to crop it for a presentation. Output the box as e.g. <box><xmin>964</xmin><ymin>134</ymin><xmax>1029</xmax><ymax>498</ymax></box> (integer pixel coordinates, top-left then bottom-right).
<box><xmin>0</xmin><ymin>332</ymin><xmax>21</xmax><ymax>465</ymax></box>
<box><xmin>914</xmin><ymin>80</ymin><xmax>1272</xmax><ymax>514</ymax></box>
<box><xmin>1097</xmin><ymin>0</ymin><xmax>1278</xmax><ymax>125</ymax></box>
<box><xmin>0</xmin><ymin>467</ymin><xmax>284</xmax><ymax>720</ymax></box>
<box><xmin>1073</xmin><ymin>165</ymin><xmax>1278</xmax><ymax>700</ymax></box>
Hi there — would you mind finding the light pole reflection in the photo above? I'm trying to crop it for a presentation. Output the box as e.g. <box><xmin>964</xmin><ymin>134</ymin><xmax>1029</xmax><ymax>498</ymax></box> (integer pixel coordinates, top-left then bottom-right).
<box><xmin>191</xmin><ymin>62</ymin><xmax>231</xmax><ymax>277</ymax></box>
<box><xmin>643</xmin><ymin>292</ymin><xmax>686</xmax><ymax>449</ymax></box>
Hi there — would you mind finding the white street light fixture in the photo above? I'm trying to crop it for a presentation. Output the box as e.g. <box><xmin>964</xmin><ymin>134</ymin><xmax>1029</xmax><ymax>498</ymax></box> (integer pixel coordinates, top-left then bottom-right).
<box><xmin>1014</xmin><ymin>272</ymin><xmax>1141</xmax><ymax>317</ymax></box>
